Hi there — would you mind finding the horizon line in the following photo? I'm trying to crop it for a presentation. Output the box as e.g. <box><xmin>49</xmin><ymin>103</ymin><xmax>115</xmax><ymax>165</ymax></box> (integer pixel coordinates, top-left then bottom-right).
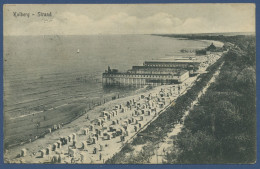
<box><xmin>3</xmin><ymin>31</ymin><xmax>256</xmax><ymax>36</ymax></box>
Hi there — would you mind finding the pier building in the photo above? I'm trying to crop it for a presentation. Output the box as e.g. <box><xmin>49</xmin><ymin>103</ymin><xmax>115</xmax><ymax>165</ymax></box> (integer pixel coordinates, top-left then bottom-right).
<box><xmin>102</xmin><ymin>59</ymin><xmax>201</xmax><ymax>86</ymax></box>
<box><xmin>102</xmin><ymin>67</ymin><xmax>189</xmax><ymax>86</ymax></box>
<box><xmin>143</xmin><ymin>60</ymin><xmax>200</xmax><ymax>71</ymax></box>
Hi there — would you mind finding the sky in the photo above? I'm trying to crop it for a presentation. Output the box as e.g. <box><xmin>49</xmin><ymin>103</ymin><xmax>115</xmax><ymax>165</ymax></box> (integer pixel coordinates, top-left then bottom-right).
<box><xmin>3</xmin><ymin>4</ymin><xmax>255</xmax><ymax>35</ymax></box>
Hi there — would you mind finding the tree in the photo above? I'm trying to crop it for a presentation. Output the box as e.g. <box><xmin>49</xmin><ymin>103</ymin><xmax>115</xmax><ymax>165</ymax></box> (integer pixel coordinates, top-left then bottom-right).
<box><xmin>176</xmin><ymin>129</ymin><xmax>217</xmax><ymax>164</ymax></box>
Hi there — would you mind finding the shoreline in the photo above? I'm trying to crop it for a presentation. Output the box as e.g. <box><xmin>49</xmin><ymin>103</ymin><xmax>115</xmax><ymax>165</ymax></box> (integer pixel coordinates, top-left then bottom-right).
<box><xmin>4</xmin><ymin>85</ymin><xmax>147</xmax><ymax>149</ymax></box>
<box><xmin>5</xmin><ymin>78</ymin><xmax>194</xmax><ymax>163</ymax></box>
<box><xmin>4</xmin><ymin>37</ymin><xmax>218</xmax><ymax>163</ymax></box>
<box><xmin>4</xmin><ymin>36</ymin><xmax>215</xmax><ymax>149</ymax></box>
<box><xmin>5</xmin><ymin>56</ymin><xmax>221</xmax><ymax>163</ymax></box>
<box><xmin>4</xmin><ymin>84</ymin><xmax>160</xmax><ymax>162</ymax></box>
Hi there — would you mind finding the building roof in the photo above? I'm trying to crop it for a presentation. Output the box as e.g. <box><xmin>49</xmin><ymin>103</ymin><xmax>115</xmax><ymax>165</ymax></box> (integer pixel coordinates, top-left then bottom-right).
<box><xmin>132</xmin><ymin>66</ymin><xmax>183</xmax><ymax>71</ymax></box>
<box><xmin>144</xmin><ymin>60</ymin><xmax>201</xmax><ymax>63</ymax></box>
<box><xmin>103</xmin><ymin>69</ymin><xmax>188</xmax><ymax>76</ymax></box>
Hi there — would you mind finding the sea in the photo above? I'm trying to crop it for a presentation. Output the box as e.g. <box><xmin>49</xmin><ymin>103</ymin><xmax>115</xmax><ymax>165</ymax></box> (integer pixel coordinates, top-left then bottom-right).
<box><xmin>3</xmin><ymin>34</ymin><xmax>213</xmax><ymax>147</ymax></box>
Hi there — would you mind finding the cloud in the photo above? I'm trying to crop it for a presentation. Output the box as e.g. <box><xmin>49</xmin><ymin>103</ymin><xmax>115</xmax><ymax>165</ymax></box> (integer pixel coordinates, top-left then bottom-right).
<box><xmin>4</xmin><ymin>10</ymin><xmax>255</xmax><ymax>36</ymax></box>
<box><xmin>48</xmin><ymin>12</ymin><xmax>185</xmax><ymax>35</ymax></box>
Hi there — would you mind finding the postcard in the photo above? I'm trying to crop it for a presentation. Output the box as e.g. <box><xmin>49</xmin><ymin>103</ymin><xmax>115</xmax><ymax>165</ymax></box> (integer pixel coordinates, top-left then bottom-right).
<box><xmin>3</xmin><ymin>3</ymin><xmax>256</xmax><ymax>164</ymax></box>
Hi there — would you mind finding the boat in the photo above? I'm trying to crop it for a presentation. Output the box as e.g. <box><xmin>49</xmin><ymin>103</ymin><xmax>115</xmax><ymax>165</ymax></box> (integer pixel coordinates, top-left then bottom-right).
<box><xmin>77</xmin><ymin>49</ymin><xmax>80</xmax><ymax>53</ymax></box>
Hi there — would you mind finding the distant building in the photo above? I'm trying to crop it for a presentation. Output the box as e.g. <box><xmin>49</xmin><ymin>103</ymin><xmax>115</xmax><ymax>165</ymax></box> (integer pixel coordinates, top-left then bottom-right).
<box><xmin>196</xmin><ymin>43</ymin><xmax>224</xmax><ymax>55</ymax></box>
<box><xmin>206</xmin><ymin>43</ymin><xmax>217</xmax><ymax>51</ymax></box>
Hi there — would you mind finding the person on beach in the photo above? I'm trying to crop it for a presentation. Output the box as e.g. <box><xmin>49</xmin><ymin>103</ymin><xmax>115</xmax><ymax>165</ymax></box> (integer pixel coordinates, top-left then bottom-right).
<box><xmin>71</xmin><ymin>158</ymin><xmax>75</xmax><ymax>164</ymax></box>
<box><xmin>99</xmin><ymin>144</ymin><xmax>103</xmax><ymax>151</ymax></box>
<box><xmin>93</xmin><ymin>147</ymin><xmax>97</xmax><ymax>154</ymax></box>
<box><xmin>58</xmin><ymin>155</ymin><xmax>61</xmax><ymax>163</ymax></box>
<box><xmin>99</xmin><ymin>153</ymin><xmax>102</xmax><ymax>161</ymax></box>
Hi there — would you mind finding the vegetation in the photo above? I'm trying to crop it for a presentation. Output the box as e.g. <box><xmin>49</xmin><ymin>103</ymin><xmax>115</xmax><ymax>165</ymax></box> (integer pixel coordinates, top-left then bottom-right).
<box><xmin>106</xmin><ymin>47</ymin><xmax>224</xmax><ymax>164</ymax></box>
<box><xmin>196</xmin><ymin>43</ymin><xmax>224</xmax><ymax>55</ymax></box>
<box><xmin>106</xmin><ymin>34</ymin><xmax>256</xmax><ymax>164</ymax></box>
<box><xmin>166</xmin><ymin>35</ymin><xmax>256</xmax><ymax>164</ymax></box>
<box><xmin>158</xmin><ymin>34</ymin><xmax>255</xmax><ymax>51</ymax></box>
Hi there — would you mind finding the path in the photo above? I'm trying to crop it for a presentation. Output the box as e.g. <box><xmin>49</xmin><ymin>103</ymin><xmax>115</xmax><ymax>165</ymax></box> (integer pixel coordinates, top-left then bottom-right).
<box><xmin>149</xmin><ymin>62</ymin><xmax>224</xmax><ymax>164</ymax></box>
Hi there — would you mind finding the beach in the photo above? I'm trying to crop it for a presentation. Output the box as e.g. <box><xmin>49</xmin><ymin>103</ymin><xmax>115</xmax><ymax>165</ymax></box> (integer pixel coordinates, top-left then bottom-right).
<box><xmin>4</xmin><ymin>50</ymin><xmax>222</xmax><ymax>163</ymax></box>
<box><xmin>3</xmin><ymin>34</ymin><xmax>221</xmax><ymax>163</ymax></box>
<box><xmin>4</xmin><ymin>77</ymin><xmax>190</xmax><ymax>163</ymax></box>
<box><xmin>4</xmin><ymin>35</ymin><xmax>213</xmax><ymax>148</ymax></box>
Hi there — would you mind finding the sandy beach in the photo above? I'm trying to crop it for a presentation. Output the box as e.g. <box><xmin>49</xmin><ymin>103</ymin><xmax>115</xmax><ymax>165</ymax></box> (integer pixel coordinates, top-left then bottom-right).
<box><xmin>4</xmin><ymin>82</ymin><xmax>183</xmax><ymax>163</ymax></box>
<box><xmin>4</xmin><ymin>50</ymin><xmax>222</xmax><ymax>164</ymax></box>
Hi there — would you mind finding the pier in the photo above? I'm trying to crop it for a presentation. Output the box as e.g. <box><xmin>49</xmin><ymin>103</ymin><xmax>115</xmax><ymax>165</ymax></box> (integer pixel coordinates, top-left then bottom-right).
<box><xmin>102</xmin><ymin>71</ymin><xmax>189</xmax><ymax>86</ymax></box>
<box><xmin>102</xmin><ymin>59</ymin><xmax>201</xmax><ymax>86</ymax></box>
<box><xmin>4</xmin><ymin>53</ymin><xmax>222</xmax><ymax>164</ymax></box>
